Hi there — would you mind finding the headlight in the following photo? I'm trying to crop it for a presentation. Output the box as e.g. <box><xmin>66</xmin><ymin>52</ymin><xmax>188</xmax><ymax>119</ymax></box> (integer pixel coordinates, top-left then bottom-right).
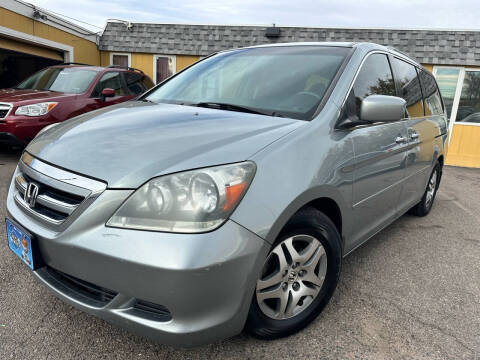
<box><xmin>107</xmin><ymin>162</ymin><xmax>256</xmax><ymax>233</ymax></box>
<box><xmin>15</xmin><ymin>102</ymin><xmax>57</xmax><ymax>117</ymax></box>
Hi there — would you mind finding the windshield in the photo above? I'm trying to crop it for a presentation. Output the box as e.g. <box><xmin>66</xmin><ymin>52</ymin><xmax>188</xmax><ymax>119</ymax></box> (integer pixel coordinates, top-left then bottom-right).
<box><xmin>17</xmin><ymin>68</ymin><xmax>98</xmax><ymax>94</ymax></box>
<box><xmin>145</xmin><ymin>46</ymin><xmax>350</xmax><ymax>120</ymax></box>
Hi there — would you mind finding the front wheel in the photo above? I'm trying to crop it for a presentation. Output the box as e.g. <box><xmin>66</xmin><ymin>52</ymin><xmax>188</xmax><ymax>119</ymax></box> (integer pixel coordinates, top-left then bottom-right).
<box><xmin>245</xmin><ymin>207</ymin><xmax>342</xmax><ymax>339</ymax></box>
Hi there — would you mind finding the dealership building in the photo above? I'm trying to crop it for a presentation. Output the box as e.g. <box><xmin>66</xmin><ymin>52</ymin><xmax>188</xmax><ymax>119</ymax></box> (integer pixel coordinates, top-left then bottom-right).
<box><xmin>1</xmin><ymin>0</ymin><xmax>480</xmax><ymax>168</ymax></box>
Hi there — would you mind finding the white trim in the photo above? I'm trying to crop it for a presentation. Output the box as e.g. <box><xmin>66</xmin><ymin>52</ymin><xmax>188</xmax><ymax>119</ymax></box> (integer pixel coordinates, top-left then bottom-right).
<box><xmin>153</xmin><ymin>55</ymin><xmax>176</xmax><ymax>84</ymax></box>
<box><xmin>2</xmin><ymin>0</ymin><xmax>98</xmax><ymax>43</ymax></box>
<box><xmin>450</xmin><ymin>68</ymin><xmax>465</xmax><ymax>141</ymax></box>
<box><xmin>0</xmin><ymin>25</ymin><xmax>74</xmax><ymax>62</ymax></box>
<box><xmin>109</xmin><ymin>52</ymin><xmax>131</xmax><ymax>67</ymax></box>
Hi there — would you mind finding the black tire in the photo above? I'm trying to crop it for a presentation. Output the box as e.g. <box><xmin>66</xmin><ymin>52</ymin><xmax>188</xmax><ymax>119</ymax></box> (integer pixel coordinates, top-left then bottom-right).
<box><xmin>409</xmin><ymin>161</ymin><xmax>441</xmax><ymax>217</ymax></box>
<box><xmin>245</xmin><ymin>206</ymin><xmax>342</xmax><ymax>340</ymax></box>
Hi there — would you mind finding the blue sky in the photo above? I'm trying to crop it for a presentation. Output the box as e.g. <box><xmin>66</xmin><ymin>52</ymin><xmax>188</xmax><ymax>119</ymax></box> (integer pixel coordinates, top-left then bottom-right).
<box><xmin>29</xmin><ymin>0</ymin><xmax>479</xmax><ymax>33</ymax></box>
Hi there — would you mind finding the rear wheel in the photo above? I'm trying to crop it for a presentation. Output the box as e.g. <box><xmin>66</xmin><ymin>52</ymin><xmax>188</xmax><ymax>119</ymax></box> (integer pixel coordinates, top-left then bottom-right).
<box><xmin>409</xmin><ymin>162</ymin><xmax>441</xmax><ymax>217</ymax></box>
<box><xmin>246</xmin><ymin>207</ymin><xmax>342</xmax><ymax>339</ymax></box>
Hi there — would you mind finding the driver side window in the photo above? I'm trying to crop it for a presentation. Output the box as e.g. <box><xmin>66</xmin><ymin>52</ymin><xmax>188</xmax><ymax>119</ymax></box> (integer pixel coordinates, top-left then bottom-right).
<box><xmin>91</xmin><ymin>72</ymin><xmax>126</xmax><ymax>98</ymax></box>
<box><xmin>350</xmin><ymin>54</ymin><xmax>396</xmax><ymax>118</ymax></box>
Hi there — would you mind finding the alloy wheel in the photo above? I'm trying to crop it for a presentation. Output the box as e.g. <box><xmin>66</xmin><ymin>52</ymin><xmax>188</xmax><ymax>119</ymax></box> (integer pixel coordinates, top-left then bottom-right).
<box><xmin>425</xmin><ymin>170</ymin><xmax>437</xmax><ymax>208</ymax></box>
<box><xmin>256</xmin><ymin>235</ymin><xmax>327</xmax><ymax>320</ymax></box>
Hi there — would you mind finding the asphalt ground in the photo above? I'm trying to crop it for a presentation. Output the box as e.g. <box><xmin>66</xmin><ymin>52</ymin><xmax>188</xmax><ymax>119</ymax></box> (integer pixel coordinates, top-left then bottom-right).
<box><xmin>1</xmin><ymin>147</ymin><xmax>479</xmax><ymax>359</ymax></box>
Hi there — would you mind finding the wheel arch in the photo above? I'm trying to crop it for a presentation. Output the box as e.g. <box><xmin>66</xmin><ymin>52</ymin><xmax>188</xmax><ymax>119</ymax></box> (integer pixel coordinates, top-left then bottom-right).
<box><xmin>264</xmin><ymin>185</ymin><xmax>347</xmax><ymax>251</ymax></box>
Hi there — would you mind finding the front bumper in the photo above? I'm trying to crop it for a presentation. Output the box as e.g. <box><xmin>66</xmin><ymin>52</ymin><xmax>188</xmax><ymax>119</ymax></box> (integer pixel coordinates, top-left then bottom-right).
<box><xmin>6</xmin><ymin>165</ymin><xmax>270</xmax><ymax>347</ymax></box>
<box><xmin>0</xmin><ymin>114</ymin><xmax>52</xmax><ymax>145</ymax></box>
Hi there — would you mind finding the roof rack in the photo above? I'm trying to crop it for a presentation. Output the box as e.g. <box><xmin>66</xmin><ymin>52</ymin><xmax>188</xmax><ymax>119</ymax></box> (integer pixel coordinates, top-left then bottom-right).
<box><xmin>61</xmin><ymin>62</ymin><xmax>92</xmax><ymax>66</ymax></box>
<box><xmin>107</xmin><ymin>65</ymin><xmax>144</xmax><ymax>74</ymax></box>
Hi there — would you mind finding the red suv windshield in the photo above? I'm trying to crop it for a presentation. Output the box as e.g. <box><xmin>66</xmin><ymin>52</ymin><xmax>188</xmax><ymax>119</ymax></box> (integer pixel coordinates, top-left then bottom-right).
<box><xmin>16</xmin><ymin>67</ymin><xmax>98</xmax><ymax>94</ymax></box>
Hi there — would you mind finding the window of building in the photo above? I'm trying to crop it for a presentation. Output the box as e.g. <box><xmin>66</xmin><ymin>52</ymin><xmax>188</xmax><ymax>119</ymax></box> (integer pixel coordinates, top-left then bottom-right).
<box><xmin>392</xmin><ymin>58</ymin><xmax>424</xmax><ymax>118</ymax></box>
<box><xmin>153</xmin><ymin>55</ymin><xmax>175</xmax><ymax>84</ymax></box>
<box><xmin>434</xmin><ymin>66</ymin><xmax>480</xmax><ymax>126</ymax></box>
<box><xmin>418</xmin><ymin>70</ymin><xmax>444</xmax><ymax>116</ymax></box>
<box><xmin>351</xmin><ymin>53</ymin><xmax>396</xmax><ymax>117</ymax></box>
<box><xmin>110</xmin><ymin>53</ymin><xmax>131</xmax><ymax>68</ymax></box>
<box><xmin>456</xmin><ymin>71</ymin><xmax>480</xmax><ymax>123</ymax></box>
<box><xmin>91</xmin><ymin>71</ymin><xmax>126</xmax><ymax>97</ymax></box>
<box><xmin>434</xmin><ymin>68</ymin><xmax>460</xmax><ymax>120</ymax></box>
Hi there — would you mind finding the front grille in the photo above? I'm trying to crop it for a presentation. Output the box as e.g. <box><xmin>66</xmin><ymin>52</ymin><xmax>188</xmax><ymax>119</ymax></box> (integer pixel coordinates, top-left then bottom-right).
<box><xmin>15</xmin><ymin>173</ymin><xmax>84</xmax><ymax>224</ymax></box>
<box><xmin>14</xmin><ymin>152</ymin><xmax>106</xmax><ymax>230</ymax></box>
<box><xmin>0</xmin><ymin>103</ymin><xmax>12</xmax><ymax>119</ymax></box>
<box><xmin>42</xmin><ymin>267</ymin><xmax>118</xmax><ymax>307</ymax></box>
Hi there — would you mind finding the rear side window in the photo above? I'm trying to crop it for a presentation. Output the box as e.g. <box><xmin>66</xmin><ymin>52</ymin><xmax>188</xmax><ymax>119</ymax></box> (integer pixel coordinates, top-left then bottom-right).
<box><xmin>91</xmin><ymin>72</ymin><xmax>126</xmax><ymax>97</ymax></box>
<box><xmin>419</xmin><ymin>70</ymin><xmax>444</xmax><ymax>116</ymax></box>
<box><xmin>124</xmin><ymin>72</ymin><xmax>152</xmax><ymax>95</ymax></box>
<box><xmin>351</xmin><ymin>54</ymin><xmax>396</xmax><ymax>117</ymax></box>
<box><xmin>142</xmin><ymin>76</ymin><xmax>154</xmax><ymax>90</ymax></box>
<box><xmin>392</xmin><ymin>58</ymin><xmax>424</xmax><ymax>118</ymax></box>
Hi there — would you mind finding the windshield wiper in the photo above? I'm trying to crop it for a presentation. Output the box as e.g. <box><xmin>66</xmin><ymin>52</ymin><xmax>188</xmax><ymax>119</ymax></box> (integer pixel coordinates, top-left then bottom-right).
<box><xmin>193</xmin><ymin>102</ymin><xmax>272</xmax><ymax>116</ymax></box>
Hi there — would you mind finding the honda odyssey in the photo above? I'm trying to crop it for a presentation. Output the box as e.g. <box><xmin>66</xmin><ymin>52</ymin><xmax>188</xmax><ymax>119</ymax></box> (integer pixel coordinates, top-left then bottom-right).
<box><xmin>5</xmin><ymin>42</ymin><xmax>447</xmax><ymax>346</ymax></box>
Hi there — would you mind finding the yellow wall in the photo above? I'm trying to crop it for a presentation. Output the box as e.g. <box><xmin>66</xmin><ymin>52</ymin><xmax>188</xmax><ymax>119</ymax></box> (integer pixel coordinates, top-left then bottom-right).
<box><xmin>176</xmin><ymin>55</ymin><xmax>200</xmax><ymax>72</ymax></box>
<box><xmin>0</xmin><ymin>7</ymin><xmax>99</xmax><ymax>65</ymax></box>
<box><xmin>421</xmin><ymin>64</ymin><xmax>434</xmax><ymax>73</ymax></box>
<box><xmin>445</xmin><ymin>124</ymin><xmax>480</xmax><ymax>168</ymax></box>
<box><xmin>100</xmin><ymin>51</ymin><xmax>200</xmax><ymax>80</ymax></box>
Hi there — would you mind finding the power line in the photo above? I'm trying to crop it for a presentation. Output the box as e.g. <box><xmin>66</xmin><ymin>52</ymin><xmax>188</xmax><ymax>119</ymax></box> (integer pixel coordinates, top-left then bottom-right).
<box><xmin>31</xmin><ymin>4</ymin><xmax>104</xmax><ymax>31</ymax></box>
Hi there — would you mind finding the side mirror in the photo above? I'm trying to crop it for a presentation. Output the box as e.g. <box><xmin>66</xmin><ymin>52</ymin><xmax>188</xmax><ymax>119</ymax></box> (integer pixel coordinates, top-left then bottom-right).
<box><xmin>100</xmin><ymin>88</ymin><xmax>115</xmax><ymax>102</ymax></box>
<box><xmin>360</xmin><ymin>95</ymin><xmax>406</xmax><ymax>123</ymax></box>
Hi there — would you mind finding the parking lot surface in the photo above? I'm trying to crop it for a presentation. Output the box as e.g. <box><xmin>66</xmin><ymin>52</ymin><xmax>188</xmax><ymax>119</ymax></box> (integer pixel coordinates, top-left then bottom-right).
<box><xmin>1</xmin><ymin>147</ymin><xmax>479</xmax><ymax>359</ymax></box>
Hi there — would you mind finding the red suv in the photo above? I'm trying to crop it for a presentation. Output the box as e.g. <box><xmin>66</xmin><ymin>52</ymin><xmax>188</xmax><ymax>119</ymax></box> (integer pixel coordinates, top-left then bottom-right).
<box><xmin>0</xmin><ymin>63</ymin><xmax>154</xmax><ymax>146</ymax></box>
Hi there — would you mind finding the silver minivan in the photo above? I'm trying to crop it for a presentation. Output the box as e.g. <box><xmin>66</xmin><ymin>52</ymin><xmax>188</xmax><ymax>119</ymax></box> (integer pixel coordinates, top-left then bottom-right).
<box><xmin>5</xmin><ymin>42</ymin><xmax>447</xmax><ymax>346</ymax></box>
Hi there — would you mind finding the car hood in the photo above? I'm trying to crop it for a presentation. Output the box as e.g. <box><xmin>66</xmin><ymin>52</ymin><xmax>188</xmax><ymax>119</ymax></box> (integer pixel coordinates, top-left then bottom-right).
<box><xmin>27</xmin><ymin>101</ymin><xmax>305</xmax><ymax>188</ymax></box>
<box><xmin>0</xmin><ymin>88</ymin><xmax>74</xmax><ymax>105</ymax></box>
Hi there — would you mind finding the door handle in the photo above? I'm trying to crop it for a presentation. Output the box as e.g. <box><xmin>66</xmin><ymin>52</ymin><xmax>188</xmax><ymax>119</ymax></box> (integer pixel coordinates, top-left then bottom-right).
<box><xmin>411</xmin><ymin>133</ymin><xmax>419</xmax><ymax>140</ymax></box>
<box><xmin>395</xmin><ymin>136</ymin><xmax>407</xmax><ymax>144</ymax></box>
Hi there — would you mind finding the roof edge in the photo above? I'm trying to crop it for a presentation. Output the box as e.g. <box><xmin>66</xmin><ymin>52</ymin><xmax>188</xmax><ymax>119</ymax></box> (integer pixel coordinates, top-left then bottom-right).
<box><xmin>3</xmin><ymin>0</ymin><xmax>99</xmax><ymax>43</ymax></box>
<box><xmin>104</xmin><ymin>20</ymin><xmax>480</xmax><ymax>33</ymax></box>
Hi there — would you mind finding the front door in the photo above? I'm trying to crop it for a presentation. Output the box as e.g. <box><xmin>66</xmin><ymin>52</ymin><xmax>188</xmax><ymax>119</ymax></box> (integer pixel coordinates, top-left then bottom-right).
<box><xmin>345</xmin><ymin>53</ymin><xmax>409</xmax><ymax>250</ymax></box>
<box><xmin>87</xmin><ymin>71</ymin><xmax>133</xmax><ymax>112</ymax></box>
<box><xmin>154</xmin><ymin>56</ymin><xmax>175</xmax><ymax>84</ymax></box>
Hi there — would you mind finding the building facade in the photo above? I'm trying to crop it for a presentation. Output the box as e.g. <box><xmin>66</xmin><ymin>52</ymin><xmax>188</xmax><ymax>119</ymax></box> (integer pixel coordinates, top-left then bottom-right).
<box><xmin>1</xmin><ymin>0</ymin><xmax>480</xmax><ymax>167</ymax></box>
